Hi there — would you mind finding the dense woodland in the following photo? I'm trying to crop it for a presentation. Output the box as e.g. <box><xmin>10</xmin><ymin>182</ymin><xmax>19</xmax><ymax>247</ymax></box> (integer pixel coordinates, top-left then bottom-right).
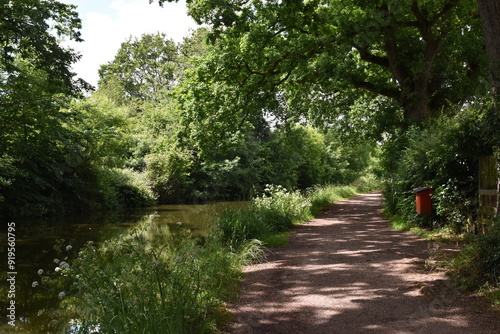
<box><xmin>1</xmin><ymin>0</ymin><xmax>499</xmax><ymax>229</ymax></box>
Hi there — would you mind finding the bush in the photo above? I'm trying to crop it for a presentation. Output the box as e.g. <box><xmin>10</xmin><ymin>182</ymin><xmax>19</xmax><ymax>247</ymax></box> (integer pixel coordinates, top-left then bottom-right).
<box><xmin>308</xmin><ymin>185</ymin><xmax>358</xmax><ymax>216</ymax></box>
<box><xmin>145</xmin><ymin>150</ymin><xmax>192</xmax><ymax>204</ymax></box>
<box><xmin>253</xmin><ymin>185</ymin><xmax>312</xmax><ymax>231</ymax></box>
<box><xmin>381</xmin><ymin>101</ymin><xmax>498</xmax><ymax>231</ymax></box>
<box><xmin>49</xmin><ymin>218</ymin><xmax>249</xmax><ymax>334</ymax></box>
<box><xmin>213</xmin><ymin>185</ymin><xmax>312</xmax><ymax>249</ymax></box>
<box><xmin>449</xmin><ymin>220</ymin><xmax>500</xmax><ymax>291</ymax></box>
<box><xmin>95</xmin><ymin>167</ymin><xmax>155</xmax><ymax>210</ymax></box>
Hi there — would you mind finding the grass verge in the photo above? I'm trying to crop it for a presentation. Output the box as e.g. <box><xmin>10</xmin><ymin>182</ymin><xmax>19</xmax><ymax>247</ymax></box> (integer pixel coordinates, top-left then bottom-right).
<box><xmin>385</xmin><ymin>208</ymin><xmax>500</xmax><ymax>310</ymax></box>
<box><xmin>446</xmin><ymin>221</ymin><xmax>500</xmax><ymax>309</ymax></box>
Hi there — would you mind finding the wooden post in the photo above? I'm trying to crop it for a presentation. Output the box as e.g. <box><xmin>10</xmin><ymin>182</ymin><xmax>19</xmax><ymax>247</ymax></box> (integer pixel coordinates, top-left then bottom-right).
<box><xmin>496</xmin><ymin>152</ymin><xmax>500</xmax><ymax>219</ymax></box>
<box><xmin>478</xmin><ymin>156</ymin><xmax>499</xmax><ymax>231</ymax></box>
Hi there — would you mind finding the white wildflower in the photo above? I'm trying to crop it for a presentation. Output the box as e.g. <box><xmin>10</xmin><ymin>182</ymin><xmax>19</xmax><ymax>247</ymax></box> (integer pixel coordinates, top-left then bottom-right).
<box><xmin>32</xmin><ymin>281</ymin><xmax>39</xmax><ymax>288</ymax></box>
<box><xmin>59</xmin><ymin>261</ymin><xmax>70</xmax><ymax>269</ymax></box>
<box><xmin>55</xmin><ymin>267</ymin><xmax>61</xmax><ymax>272</ymax></box>
<box><xmin>176</xmin><ymin>222</ymin><xmax>182</xmax><ymax>226</ymax></box>
<box><xmin>66</xmin><ymin>245</ymin><xmax>72</xmax><ymax>251</ymax></box>
<box><xmin>58</xmin><ymin>291</ymin><xmax>66</xmax><ymax>299</ymax></box>
<box><xmin>37</xmin><ymin>269</ymin><xmax>43</xmax><ymax>276</ymax></box>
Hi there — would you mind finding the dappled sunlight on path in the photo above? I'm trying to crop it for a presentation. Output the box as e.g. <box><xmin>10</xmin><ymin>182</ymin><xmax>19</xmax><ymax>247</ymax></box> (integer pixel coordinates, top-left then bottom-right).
<box><xmin>226</xmin><ymin>192</ymin><xmax>500</xmax><ymax>334</ymax></box>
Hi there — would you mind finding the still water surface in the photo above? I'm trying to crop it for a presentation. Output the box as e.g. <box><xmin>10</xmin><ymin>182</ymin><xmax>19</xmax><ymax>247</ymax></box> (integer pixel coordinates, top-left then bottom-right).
<box><xmin>0</xmin><ymin>201</ymin><xmax>246</xmax><ymax>333</ymax></box>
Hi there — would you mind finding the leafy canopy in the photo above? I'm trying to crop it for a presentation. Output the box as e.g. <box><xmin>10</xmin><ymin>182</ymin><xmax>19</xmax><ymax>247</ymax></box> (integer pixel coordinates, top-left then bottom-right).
<box><xmin>0</xmin><ymin>0</ymin><xmax>87</xmax><ymax>92</ymax></box>
<box><xmin>98</xmin><ymin>33</ymin><xmax>179</xmax><ymax>104</ymax></box>
<box><xmin>153</xmin><ymin>0</ymin><xmax>488</xmax><ymax>135</ymax></box>
<box><xmin>0</xmin><ymin>0</ymin><xmax>89</xmax><ymax>216</ymax></box>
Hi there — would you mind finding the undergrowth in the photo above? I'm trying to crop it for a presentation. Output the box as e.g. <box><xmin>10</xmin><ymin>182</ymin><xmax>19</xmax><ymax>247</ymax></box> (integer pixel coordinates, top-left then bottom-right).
<box><xmin>385</xmin><ymin>207</ymin><xmax>500</xmax><ymax>309</ymax></box>
<box><xmin>447</xmin><ymin>220</ymin><xmax>500</xmax><ymax>305</ymax></box>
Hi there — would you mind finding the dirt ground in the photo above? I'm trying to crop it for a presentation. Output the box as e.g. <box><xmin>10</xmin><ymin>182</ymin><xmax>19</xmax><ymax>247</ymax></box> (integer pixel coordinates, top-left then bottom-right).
<box><xmin>225</xmin><ymin>192</ymin><xmax>500</xmax><ymax>334</ymax></box>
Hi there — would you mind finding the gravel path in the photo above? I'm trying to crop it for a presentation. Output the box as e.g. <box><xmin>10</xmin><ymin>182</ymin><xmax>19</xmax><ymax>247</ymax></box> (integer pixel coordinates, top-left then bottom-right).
<box><xmin>225</xmin><ymin>192</ymin><xmax>500</xmax><ymax>334</ymax></box>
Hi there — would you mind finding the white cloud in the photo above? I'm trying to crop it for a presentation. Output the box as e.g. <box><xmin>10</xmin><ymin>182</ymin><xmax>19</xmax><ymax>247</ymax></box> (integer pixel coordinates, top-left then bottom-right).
<box><xmin>67</xmin><ymin>0</ymin><xmax>198</xmax><ymax>87</ymax></box>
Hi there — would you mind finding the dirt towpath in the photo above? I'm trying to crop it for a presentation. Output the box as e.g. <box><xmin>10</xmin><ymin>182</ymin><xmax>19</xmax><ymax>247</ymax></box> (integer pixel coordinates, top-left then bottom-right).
<box><xmin>225</xmin><ymin>192</ymin><xmax>500</xmax><ymax>334</ymax></box>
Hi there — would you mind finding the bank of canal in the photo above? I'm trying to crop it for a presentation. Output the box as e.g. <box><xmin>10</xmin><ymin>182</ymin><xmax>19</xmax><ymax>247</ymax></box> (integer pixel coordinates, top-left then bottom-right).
<box><xmin>0</xmin><ymin>201</ymin><xmax>246</xmax><ymax>333</ymax></box>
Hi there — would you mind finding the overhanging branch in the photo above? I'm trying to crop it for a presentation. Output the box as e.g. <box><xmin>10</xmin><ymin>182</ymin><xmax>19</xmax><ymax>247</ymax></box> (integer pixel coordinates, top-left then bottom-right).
<box><xmin>352</xmin><ymin>79</ymin><xmax>400</xmax><ymax>101</ymax></box>
<box><xmin>354</xmin><ymin>44</ymin><xmax>390</xmax><ymax>69</ymax></box>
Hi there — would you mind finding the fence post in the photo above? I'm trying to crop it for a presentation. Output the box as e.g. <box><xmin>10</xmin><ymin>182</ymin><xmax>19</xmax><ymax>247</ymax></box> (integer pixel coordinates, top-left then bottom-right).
<box><xmin>479</xmin><ymin>156</ymin><xmax>499</xmax><ymax>231</ymax></box>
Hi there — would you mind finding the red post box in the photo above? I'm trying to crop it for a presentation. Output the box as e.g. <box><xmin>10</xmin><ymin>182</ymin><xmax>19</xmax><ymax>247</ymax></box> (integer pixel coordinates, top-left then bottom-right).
<box><xmin>413</xmin><ymin>185</ymin><xmax>433</xmax><ymax>215</ymax></box>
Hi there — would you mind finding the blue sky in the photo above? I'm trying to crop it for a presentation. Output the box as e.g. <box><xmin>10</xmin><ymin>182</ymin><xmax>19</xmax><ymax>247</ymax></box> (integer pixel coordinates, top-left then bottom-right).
<box><xmin>62</xmin><ymin>0</ymin><xmax>198</xmax><ymax>87</ymax></box>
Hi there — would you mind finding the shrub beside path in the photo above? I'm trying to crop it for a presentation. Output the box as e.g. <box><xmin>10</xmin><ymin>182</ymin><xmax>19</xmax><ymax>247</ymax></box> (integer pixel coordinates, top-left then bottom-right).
<box><xmin>225</xmin><ymin>192</ymin><xmax>500</xmax><ymax>334</ymax></box>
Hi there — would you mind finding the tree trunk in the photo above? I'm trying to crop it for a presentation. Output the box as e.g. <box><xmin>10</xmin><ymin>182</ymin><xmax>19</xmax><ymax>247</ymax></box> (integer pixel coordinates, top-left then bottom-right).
<box><xmin>401</xmin><ymin>91</ymin><xmax>431</xmax><ymax>125</ymax></box>
<box><xmin>477</xmin><ymin>0</ymin><xmax>500</xmax><ymax>107</ymax></box>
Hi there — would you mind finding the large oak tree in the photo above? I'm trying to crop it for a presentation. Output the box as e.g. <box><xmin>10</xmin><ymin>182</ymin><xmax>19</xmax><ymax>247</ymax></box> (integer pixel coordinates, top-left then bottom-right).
<box><xmin>154</xmin><ymin>0</ymin><xmax>488</xmax><ymax>133</ymax></box>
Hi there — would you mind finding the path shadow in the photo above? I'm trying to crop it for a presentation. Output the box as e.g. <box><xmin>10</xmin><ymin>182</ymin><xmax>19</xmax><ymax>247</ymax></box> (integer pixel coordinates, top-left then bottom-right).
<box><xmin>227</xmin><ymin>193</ymin><xmax>500</xmax><ymax>334</ymax></box>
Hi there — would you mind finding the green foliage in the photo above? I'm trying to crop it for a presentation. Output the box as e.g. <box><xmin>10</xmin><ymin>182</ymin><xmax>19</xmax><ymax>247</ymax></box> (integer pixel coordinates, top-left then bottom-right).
<box><xmin>94</xmin><ymin>168</ymin><xmax>155</xmax><ymax>210</ymax></box>
<box><xmin>47</xmin><ymin>219</ymin><xmax>246</xmax><ymax>334</ymax></box>
<box><xmin>0</xmin><ymin>0</ymin><xmax>87</xmax><ymax>93</ymax></box>
<box><xmin>185</xmin><ymin>122</ymin><xmax>270</xmax><ymax>202</ymax></box>
<box><xmin>213</xmin><ymin>185</ymin><xmax>312</xmax><ymax>249</ymax></box>
<box><xmin>307</xmin><ymin>185</ymin><xmax>359</xmax><ymax>216</ymax></box>
<box><xmin>213</xmin><ymin>182</ymin><xmax>375</xmax><ymax>249</ymax></box>
<box><xmin>145</xmin><ymin>150</ymin><xmax>192</xmax><ymax>203</ymax></box>
<box><xmin>0</xmin><ymin>60</ymin><xmax>90</xmax><ymax>217</ymax></box>
<box><xmin>35</xmin><ymin>181</ymin><xmax>373</xmax><ymax>332</ymax></box>
<box><xmin>158</xmin><ymin>0</ymin><xmax>488</xmax><ymax>133</ymax></box>
<box><xmin>213</xmin><ymin>207</ymin><xmax>271</xmax><ymax>250</ymax></box>
<box><xmin>182</xmin><ymin>120</ymin><xmax>375</xmax><ymax>203</ymax></box>
<box><xmin>260</xmin><ymin>232</ymin><xmax>291</xmax><ymax>247</ymax></box>
<box><xmin>254</xmin><ymin>185</ymin><xmax>313</xmax><ymax>230</ymax></box>
<box><xmin>382</xmin><ymin>99</ymin><xmax>499</xmax><ymax>231</ymax></box>
<box><xmin>98</xmin><ymin>32</ymin><xmax>179</xmax><ymax>104</ymax></box>
<box><xmin>0</xmin><ymin>13</ymin><xmax>379</xmax><ymax>217</ymax></box>
<box><xmin>268</xmin><ymin>125</ymin><xmax>328</xmax><ymax>189</ymax></box>
<box><xmin>449</xmin><ymin>220</ymin><xmax>500</xmax><ymax>292</ymax></box>
<box><xmin>0</xmin><ymin>0</ymin><xmax>92</xmax><ymax>217</ymax></box>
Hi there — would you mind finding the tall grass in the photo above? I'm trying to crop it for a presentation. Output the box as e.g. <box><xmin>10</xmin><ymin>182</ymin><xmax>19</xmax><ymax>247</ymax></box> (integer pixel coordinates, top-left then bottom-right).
<box><xmin>447</xmin><ymin>220</ymin><xmax>500</xmax><ymax>303</ymax></box>
<box><xmin>213</xmin><ymin>185</ymin><xmax>312</xmax><ymax>248</ymax></box>
<box><xmin>308</xmin><ymin>185</ymin><xmax>358</xmax><ymax>216</ymax></box>
<box><xmin>48</xmin><ymin>219</ymin><xmax>258</xmax><ymax>334</ymax></box>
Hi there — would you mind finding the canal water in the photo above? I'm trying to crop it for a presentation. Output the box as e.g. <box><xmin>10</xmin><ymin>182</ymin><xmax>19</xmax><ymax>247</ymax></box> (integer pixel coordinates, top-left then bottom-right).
<box><xmin>0</xmin><ymin>201</ymin><xmax>246</xmax><ymax>333</ymax></box>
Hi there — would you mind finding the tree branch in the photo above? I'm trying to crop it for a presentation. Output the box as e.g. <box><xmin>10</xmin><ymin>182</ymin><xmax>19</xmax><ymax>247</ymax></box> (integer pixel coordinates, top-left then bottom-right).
<box><xmin>354</xmin><ymin>44</ymin><xmax>390</xmax><ymax>69</ymax></box>
<box><xmin>352</xmin><ymin>79</ymin><xmax>400</xmax><ymax>101</ymax></box>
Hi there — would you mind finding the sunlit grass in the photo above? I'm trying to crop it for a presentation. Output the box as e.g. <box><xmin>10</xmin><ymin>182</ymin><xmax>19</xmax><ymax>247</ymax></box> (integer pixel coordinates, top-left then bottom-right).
<box><xmin>389</xmin><ymin>215</ymin><xmax>413</xmax><ymax>231</ymax></box>
<box><xmin>308</xmin><ymin>185</ymin><xmax>359</xmax><ymax>216</ymax></box>
<box><xmin>261</xmin><ymin>232</ymin><xmax>291</xmax><ymax>247</ymax></box>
